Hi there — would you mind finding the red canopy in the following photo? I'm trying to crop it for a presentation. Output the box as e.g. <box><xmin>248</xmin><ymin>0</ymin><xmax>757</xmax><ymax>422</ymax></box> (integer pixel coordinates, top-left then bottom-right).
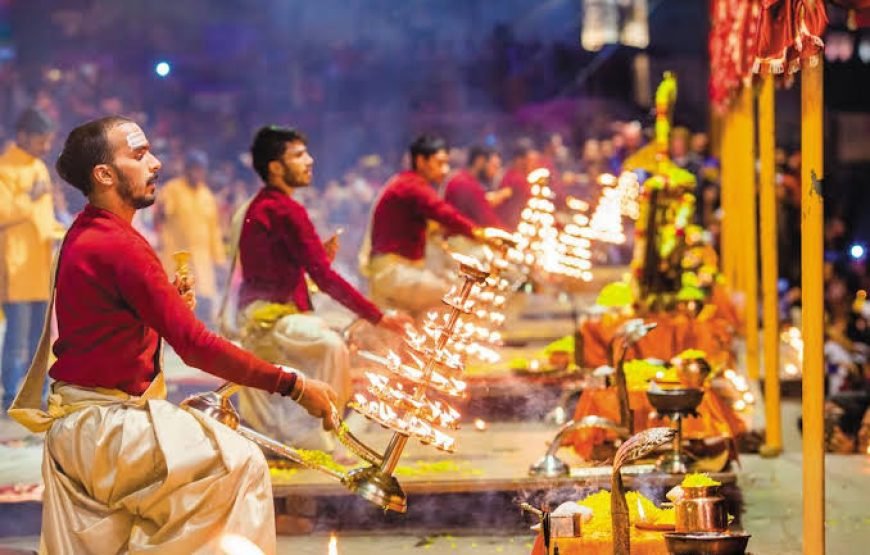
<box><xmin>709</xmin><ymin>0</ymin><xmax>762</xmax><ymax>113</ymax></box>
<box><xmin>709</xmin><ymin>0</ymin><xmax>829</xmax><ymax>111</ymax></box>
<box><xmin>753</xmin><ymin>0</ymin><xmax>828</xmax><ymax>75</ymax></box>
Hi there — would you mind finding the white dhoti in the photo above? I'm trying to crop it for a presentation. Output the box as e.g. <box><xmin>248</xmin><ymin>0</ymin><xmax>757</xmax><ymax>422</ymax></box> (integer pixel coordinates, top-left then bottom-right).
<box><xmin>367</xmin><ymin>254</ymin><xmax>449</xmax><ymax>315</ymax></box>
<box><xmin>39</xmin><ymin>379</ymin><xmax>276</xmax><ymax>555</ymax></box>
<box><xmin>237</xmin><ymin>305</ymin><xmax>350</xmax><ymax>452</ymax></box>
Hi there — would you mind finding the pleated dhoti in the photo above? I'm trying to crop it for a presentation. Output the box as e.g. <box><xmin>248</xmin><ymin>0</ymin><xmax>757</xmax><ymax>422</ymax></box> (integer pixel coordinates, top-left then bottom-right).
<box><xmin>368</xmin><ymin>253</ymin><xmax>449</xmax><ymax>315</ymax></box>
<box><xmin>41</xmin><ymin>382</ymin><xmax>276</xmax><ymax>555</ymax></box>
<box><xmin>237</xmin><ymin>306</ymin><xmax>350</xmax><ymax>452</ymax></box>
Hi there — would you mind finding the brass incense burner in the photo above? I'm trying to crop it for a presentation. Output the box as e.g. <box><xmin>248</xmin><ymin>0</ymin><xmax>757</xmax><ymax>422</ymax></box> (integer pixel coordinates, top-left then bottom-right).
<box><xmin>647</xmin><ymin>386</ymin><xmax>704</xmax><ymax>474</ymax></box>
<box><xmin>529</xmin><ymin>319</ymin><xmax>655</xmax><ymax>476</ymax></box>
<box><xmin>181</xmin><ymin>252</ymin><xmax>490</xmax><ymax>513</ymax></box>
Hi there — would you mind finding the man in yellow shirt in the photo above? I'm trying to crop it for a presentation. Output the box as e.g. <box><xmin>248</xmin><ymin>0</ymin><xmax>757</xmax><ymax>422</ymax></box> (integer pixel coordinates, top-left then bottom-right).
<box><xmin>157</xmin><ymin>149</ymin><xmax>226</xmax><ymax>326</ymax></box>
<box><xmin>0</xmin><ymin>108</ymin><xmax>57</xmax><ymax>411</ymax></box>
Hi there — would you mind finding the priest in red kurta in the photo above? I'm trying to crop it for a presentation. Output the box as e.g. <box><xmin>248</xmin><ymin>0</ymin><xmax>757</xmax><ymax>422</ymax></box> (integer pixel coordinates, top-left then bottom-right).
<box><xmin>363</xmin><ymin>134</ymin><xmax>485</xmax><ymax>313</ymax></box>
<box><xmin>443</xmin><ymin>145</ymin><xmax>506</xmax><ymax>230</ymax></box>
<box><xmin>7</xmin><ymin>117</ymin><xmax>339</xmax><ymax>555</ymax></box>
<box><xmin>495</xmin><ymin>138</ymin><xmax>540</xmax><ymax>229</ymax></box>
<box><xmin>234</xmin><ymin>125</ymin><xmax>409</xmax><ymax>453</ymax></box>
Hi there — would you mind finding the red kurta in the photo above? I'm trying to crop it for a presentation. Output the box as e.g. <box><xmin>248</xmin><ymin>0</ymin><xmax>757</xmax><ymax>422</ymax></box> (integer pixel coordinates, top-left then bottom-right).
<box><xmin>370</xmin><ymin>171</ymin><xmax>476</xmax><ymax>261</ymax></box>
<box><xmin>443</xmin><ymin>169</ymin><xmax>504</xmax><ymax>229</ymax></box>
<box><xmin>494</xmin><ymin>167</ymin><xmax>530</xmax><ymax>230</ymax></box>
<box><xmin>50</xmin><ymin>205</ymin><xmax>296</xmax><ymax>396</ymax></box>
<box><xmin>239</xmin><ymin>186</ymin><xmax>382</xmax><ymax>323</ymax></box>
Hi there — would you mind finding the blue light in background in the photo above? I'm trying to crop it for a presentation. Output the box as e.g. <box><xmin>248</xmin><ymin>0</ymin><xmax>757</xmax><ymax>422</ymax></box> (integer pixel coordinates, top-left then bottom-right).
<box><xmin>850</xmin><ymin>243</ymin><xmax>865</xmax><ymax>260</ymax></box>
<box><xmin>154</xmin><ymin>61</ymin><xmax>171</xmax><ymax>77</ymax></box>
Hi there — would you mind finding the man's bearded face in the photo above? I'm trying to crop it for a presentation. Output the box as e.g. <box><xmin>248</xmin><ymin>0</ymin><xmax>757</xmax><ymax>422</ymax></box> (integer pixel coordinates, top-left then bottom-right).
<box><xmin>107</xmin><ymin>122</ymin><xmax>161</xmax><ymax>209</ymax></box>
<box><xmin>276</xmin><ymin>140</ymin><xmax>314</xmax><ymax>188</ymax></box>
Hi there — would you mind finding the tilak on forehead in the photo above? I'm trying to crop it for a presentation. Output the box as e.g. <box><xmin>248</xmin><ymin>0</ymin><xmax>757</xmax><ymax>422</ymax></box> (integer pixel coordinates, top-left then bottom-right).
<box><xmin>120</xmin><ymin>123</ymin><xmax>148</xmax><ymax>150</ymax></box>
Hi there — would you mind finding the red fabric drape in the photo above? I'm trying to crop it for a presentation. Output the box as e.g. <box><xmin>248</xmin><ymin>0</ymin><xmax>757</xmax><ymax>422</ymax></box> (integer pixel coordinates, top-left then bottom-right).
<box><xmin>753</xmin><ymin>0</ymin><xmax>828</xmax><ymax>74</ymax></box>
<box><xmin>710</xmin><ymin>0</ymin><xmax>829</xmax><ymax>109</ymax></box>
<box><xmin>709</xmin><ymin>0</ymin><xmax>762</xmax><ymax>113</ymax></box>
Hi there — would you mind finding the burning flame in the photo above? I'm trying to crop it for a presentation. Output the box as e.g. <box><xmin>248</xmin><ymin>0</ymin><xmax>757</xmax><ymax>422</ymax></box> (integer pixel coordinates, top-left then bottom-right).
<box><xmin>351</xmin><ymin>394</ymin><xmax>458</xmax><ymax>451</ymax></box>
<box><xmin>219</xmin><ymin>535</ymin><xmax>265</xmax><ymax>555</ymax></box>
<box><xmin>527</xmin><ymin>167</ymin><xmax>551</xmax><ymax>184</ymax></box>
<box><xmin>362</xmin><ymin>374</ymin><xmax>461</xmax><ymax>429</ymax></box>
<box><xmin>328</xmin><ymin>532</ymin><xmax>338</xmax><ymax>555</ymax></box>
<box><xmin>386</xmin><ymin>350</ymin><xmax>402</xmax><ymax>370</ymax></box>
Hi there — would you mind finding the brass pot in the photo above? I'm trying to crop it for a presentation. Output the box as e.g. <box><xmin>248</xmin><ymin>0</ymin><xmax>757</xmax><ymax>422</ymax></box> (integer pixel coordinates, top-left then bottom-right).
<box><xmin>674</xmin><ymin>485</ymin><xmax>728</xmax><ymax>533</ymax></box>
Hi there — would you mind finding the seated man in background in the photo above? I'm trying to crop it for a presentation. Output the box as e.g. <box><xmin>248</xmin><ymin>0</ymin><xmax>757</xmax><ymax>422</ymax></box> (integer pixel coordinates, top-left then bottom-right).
<box><xmin>443</xmin><ymin>144</ymin><xmax>509</xmax><ymax>257</ymax></box>
<box><xmin>233</xmin><ymin>125</ymin><xmax>409</xmax><ymax>454</ymax></box>
<box><xmin>362</xmin><ymin>134</ymin><xmax>492</xmax><ymax>315</ymax></box>
<box><xmin>495</xmin><ymin>138</ymin><xmax>540</xmax><ymax>230</ymax></box>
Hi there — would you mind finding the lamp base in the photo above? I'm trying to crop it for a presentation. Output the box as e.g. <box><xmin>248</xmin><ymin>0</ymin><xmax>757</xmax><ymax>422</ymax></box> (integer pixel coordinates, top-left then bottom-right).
<box><xmin>528</xmin><ymin>454</ymin><xmax>570</xmax><ymax>478</ymax></box>
<box><xmin>345</xmin><ymin>466</ymin><xmax>407</xmax><ymax>513</ymax></box>
<box><xmin>656</xmin><ymin>451</ymin><xmax>693</xmax><ymax>474</ymax></box>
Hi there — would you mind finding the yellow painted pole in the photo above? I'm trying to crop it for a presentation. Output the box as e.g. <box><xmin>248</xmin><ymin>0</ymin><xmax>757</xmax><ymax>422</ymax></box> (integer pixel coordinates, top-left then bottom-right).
<box><xmin>801</xmin><ymin>61</ymin><xmax>825</xmax><ymax>555</ymax></box>
<box><xmin>758</xmin><ymin>74</ymin><xmax>782</xmax><ymax>456</ymax></box>
<box><xmin>737</xmin><ymin>86</ymin><xmax>760</xmax><ymax>381</ymax></box>
<box><xmin>720</xmin><ymin>110</ymin><xmax>737</xmax><ymax>287</ymax></box>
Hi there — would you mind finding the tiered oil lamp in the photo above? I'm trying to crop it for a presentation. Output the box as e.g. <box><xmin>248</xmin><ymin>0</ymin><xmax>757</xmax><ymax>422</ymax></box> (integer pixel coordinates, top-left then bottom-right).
<box><xmin>516</xmin><ymin>168</ymin><xmax>594</xmax><ymax>283</ymax></box>
<box><xmin>181</xmin><ymin>254</ymin><xmax>489</xmax><ymax>514</ymax></box>
<box><xmin>578</xmin><ymin>171</ymin><xmax>640</xmax><ymax>245</ymax></box>
<box><xmin>346</xmin><ymin>254</ymin><xmax>490</xmax><ymax>511</ymax></box>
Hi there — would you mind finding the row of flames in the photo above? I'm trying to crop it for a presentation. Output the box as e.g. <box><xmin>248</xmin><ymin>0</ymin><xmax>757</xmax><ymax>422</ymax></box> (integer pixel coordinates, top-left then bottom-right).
<box><xmin>438</xmin><ymin>235</ymin><xmax>524</xmax><ymax>367</ymax></box>
<box><xmin>349</xmin><ymin>257</ymin><xmax>491</xmax><ymax>454</ymax></box>
<box><xmin>514</xmin><ymin>168</ymin><xmax>640</xmax><ymax>286</ymax></box>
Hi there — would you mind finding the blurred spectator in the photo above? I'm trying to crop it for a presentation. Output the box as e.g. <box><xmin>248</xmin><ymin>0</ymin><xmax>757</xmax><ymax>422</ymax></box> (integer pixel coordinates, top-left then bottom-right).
<box><xmin>0</xmin><ymin>108</ymin><xmax>58</xmax><ymax>410</ymax></box>
<box><xmin>778</xmin><ymin>148</ymin><xmax>802</xmax><ymax>285</ymax></box>
<box><xmin>156</xmin><ymin>149</ymin><xmax>227</xmax><ymax>326</ymax></box>
<box><xmin>609</xmin><ymin>120</ymin><xmax>643</xmax><ymax>172</ymax></box>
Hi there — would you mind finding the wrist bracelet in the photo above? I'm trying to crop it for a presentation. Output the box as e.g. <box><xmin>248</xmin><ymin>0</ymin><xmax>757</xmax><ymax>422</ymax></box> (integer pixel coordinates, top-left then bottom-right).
<box><xmin>292</xmin><ymin>372</ymin><xmax>306</xmax><ymax>403</ymax></box>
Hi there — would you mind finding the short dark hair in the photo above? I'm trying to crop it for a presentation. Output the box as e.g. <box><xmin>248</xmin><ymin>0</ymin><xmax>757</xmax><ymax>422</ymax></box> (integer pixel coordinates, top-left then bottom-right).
<box><xmin>56</xmin><ymin>116</ymin><xmax>132</xmax><ymax>196</ymax></box>
<box><xmin>409</xmin><ymin>134</ymin><xmax>447</xmax><ymax>171</ymax></box>
<box><xmin>510</xmin><ymin>137</ymin><xmax>536</xmax><ymax>161</ymax></box>
<box><xmin>16</xmin><ymin>107</ymin><xmax>54</xmax><ymax>135</ymax></box>
<box><xmin>250</xmin><ymin>125</ymin><xmax>307</xmax><ymax>182</ymax></box>
<box><xmin>467</xmin><ymin>145</ymin><xmax>496</xmax><ymax>167</ymax></box>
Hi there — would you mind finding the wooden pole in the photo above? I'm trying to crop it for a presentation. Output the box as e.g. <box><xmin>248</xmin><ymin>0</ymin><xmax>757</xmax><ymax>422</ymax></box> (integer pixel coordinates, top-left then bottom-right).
<box><xmin>738</xmin><ymin>86</ymin><xmax>760</xmax><ymax>381</ymax></box>
<box><xmin>758</xmin><ymin>74</ymin><xmax>782</xmax><ymax>456</ymax></box>
<box><xmin>720</xmin><ymin>110</ymin><xmax>737</xmax><ymax>288</ymax></box>
<box><xmin>801</xmin><ymin>61</ymin><xmax>825</xmax><ymax>555</ymax></box>
<box><xmin>741</xmin><ymin>87</ymin><xmax>761</xmax><ymax>380</ymax></box>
